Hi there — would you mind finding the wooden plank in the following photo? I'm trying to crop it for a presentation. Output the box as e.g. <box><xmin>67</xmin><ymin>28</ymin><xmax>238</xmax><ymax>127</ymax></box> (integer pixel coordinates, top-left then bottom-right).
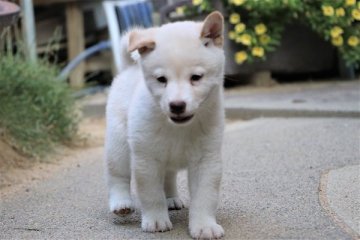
<box><xmin>33</xmin><ymin>0</ymin><xmax>101</xmax><ymax>6</ymax></box>
<box><xmin>65</xmin><ymin>1</ymin><xmax>85</xmax><ymax>88</ymax></box>
<box><xmin>33</xmin><ymin>0</ymin><xmax>81</xmax><ymax>6</ymax></box>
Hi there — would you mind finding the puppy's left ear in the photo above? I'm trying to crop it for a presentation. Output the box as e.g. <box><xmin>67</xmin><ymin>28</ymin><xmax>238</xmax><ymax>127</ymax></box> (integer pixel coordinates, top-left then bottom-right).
<box><xmin>201</xmin><ymin>11</ymin><xmax>224</xmax><ymax>47</ymax></box>
<box><xmin>128</xmin><ymin>29</ymin><xmax>156</xmax><ymax>55</ymax></box>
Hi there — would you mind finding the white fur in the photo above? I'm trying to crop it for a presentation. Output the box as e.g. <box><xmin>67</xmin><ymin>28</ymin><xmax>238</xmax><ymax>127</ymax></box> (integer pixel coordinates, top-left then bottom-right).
<box><xmin>105</xmin><ymin>12</ymin><xmax>225</xmax><ymax>239</ymax></box>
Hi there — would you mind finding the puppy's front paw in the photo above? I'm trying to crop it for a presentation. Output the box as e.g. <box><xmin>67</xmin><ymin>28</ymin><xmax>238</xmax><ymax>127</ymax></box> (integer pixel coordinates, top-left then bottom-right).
<box><xmin>167</xmin><ymin>197</ymin><xmax>185</xmax><ymax>210</ymax></box>
<box><xmin>190</xmin><ymin>222</ymin><xmax>224</xmax><ymax>239</ymax></box>
<box><xmin>109</xmin><ymin>198</ymin><xmax>134</xmax><ymax>215</ymax></box>
<box><xmin>142</xmin><ymin>213</ymin><xmax>173</xmax><ymax>232</ymax></box>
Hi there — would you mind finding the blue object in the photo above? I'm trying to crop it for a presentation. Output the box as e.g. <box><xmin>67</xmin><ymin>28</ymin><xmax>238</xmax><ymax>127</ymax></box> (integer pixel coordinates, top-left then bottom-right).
<box><xmin>57</xmin><ymin>40</ymin><xmax>111</xmax><ymax>81</ymax></box>
<box><xmin>115</xmin><ymin>1</ymin><xmax>153</xmax><ymax>31</ymax></box>
<box><xmin>59</xmin><ymin>0</ymin><xmax>153</xmax><ymax>82</ymax></box>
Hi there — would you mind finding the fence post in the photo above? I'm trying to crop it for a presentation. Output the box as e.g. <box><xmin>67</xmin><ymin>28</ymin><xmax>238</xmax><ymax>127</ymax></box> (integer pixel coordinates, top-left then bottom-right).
<box><xmin>20</xmin><ymin>0</ymin><xmax>37</xmax><ymax>63</ymax></box>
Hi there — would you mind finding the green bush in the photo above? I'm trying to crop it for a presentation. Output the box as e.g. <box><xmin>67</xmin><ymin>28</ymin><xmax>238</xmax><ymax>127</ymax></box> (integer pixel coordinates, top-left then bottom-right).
<box><xmin>0</xmin><ymin>55</ymin><xmax>78</xmax><ymax>158</ymax></box>
<box><xmin>181</xmin><ymin>0</ymin><xmax>360</xmax><ymax>67</ymax></box>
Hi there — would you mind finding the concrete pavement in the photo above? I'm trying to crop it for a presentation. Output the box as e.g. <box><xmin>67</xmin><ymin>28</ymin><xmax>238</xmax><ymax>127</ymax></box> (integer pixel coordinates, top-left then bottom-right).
<box><xmin>0</xmin><ymin>118</ymin><xmax>359</xmax><ymax>239</ymax></box>
<box><xmin>225</xmin><ymin>81</ymin><xmax>360</xmax><ymax>119</ymax></box>
<box><xmin>1</xmin><ymin>80</ymin><xmax>359</xmax><ymax>239</ymax></box>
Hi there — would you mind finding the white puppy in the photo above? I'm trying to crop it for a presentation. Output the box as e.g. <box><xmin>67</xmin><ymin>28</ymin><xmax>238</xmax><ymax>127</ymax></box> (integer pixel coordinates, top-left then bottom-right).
<box><xmin>105</xmin><ymin>11</ymin><xmax>225</xmax><ymax>239</ymax></box>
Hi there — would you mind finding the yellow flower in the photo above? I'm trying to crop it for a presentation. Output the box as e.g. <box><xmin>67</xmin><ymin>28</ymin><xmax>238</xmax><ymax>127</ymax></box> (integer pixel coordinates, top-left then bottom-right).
<box><xmin>330</xmin><ymin>26</ymin><xmax>344</xmax><ymax>38</ymax></box>
<box><xmin>235</xmin><ymin>36</ymin><xmax>242</xmax><ymax>43</ymax></box>
<box><xmin>230</xmin><ymin>0</ymin><xmax>246</xmax><ymax>6</ymax></box>
<box><xmin>255</xmin><ymin>23</ymin><xmax>267</xmax><ymax>35</ymax></box>
<box><xmin>239</xmin><ymin>34</ymin><xmax>252</xmax><ymax>45</ymax></box>
<box><xmin>235</xmin><ymin>51</ymin><xmax>248</xmax><ymax>64</ymax></box>
<box><xmin>259</xmin><ymin>34</ymin><xmax>271</xmax><ymax>45</ymax></box>
<box><xmin>229</xmin><ymin>13</ymin><xmax>241</xmax><ymax>24</ymax></box>
<box><xmin>348</xmin><ymin>36</ymin><xmax>359</xmax><ymax>46</ymax></box>
<box><xmin>252</xmin><ymin>47</ymin><xmax>265</xmax><ymax>57</ymax></box>
<box><xmin>332</xmin><ymin>36</ymin><xmax>343</xmax><ymax>46</ymax></box>
<box><xmin>192</xmin><ymin>0</ymin><xmax>203</xmax><ymax>6</ymax></box>
<box><xmin>336</xmin><ymin>8</ymin><xmax>345</xmax><ymax>17</ymax></box>
<box><xmin>345</xmin><ymin>0</ymin><xmax>356</xmax><ymax>6</ymax></box>
<box><xmin>228</xmin><ymin>31</ymin><xmax>236</xmax><ymax>40</ymax></box>
<box><xmin>235</xmin><ymin>23</ymin><xmax>246</xmax><ymax>33</ymax></box>
<box><xmin>352</xmin><ymin>9</ymin><xmax>360</xmax><ymax>20</ymax></box>
<box><xmin>322</xmin><ymin>5</ymin><xmax>334</xmax><ymax>16</ymax></box>
<box><xmin>176</xmin><ymin>6</ymin><xmax>185</xmax><ymax>15</ymax></box>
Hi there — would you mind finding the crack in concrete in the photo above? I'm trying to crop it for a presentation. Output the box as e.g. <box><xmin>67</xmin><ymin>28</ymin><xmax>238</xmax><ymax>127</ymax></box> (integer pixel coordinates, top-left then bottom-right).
<box><xmin>319</xmin><ymin>169</ymin><xmax>360</xmax><ymax>240</ymax></box>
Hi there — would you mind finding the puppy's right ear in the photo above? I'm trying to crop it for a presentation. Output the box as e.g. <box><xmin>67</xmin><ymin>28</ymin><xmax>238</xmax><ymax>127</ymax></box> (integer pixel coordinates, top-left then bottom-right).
<box><xmin>128</xmin><ymin>30</ymin><xmax>156</xmax><ymax>55</ymax></box>
<box><xmin>201</xmin><ymin>11</ymin><xmax>224</xmax><ymax>47</ymax></box>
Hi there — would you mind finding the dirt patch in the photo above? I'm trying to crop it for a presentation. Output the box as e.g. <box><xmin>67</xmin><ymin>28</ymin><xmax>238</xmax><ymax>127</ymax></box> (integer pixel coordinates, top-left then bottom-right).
<box><xmin>78</xmin><ymin>117</ymin><xmax>106</xmax><ymax>147</ymax></box>
<box><xmin>0</xmin><ymin>139</ymin><xmax>29</xmax><ymax>169</ymax></box>
<box><xmin>0</xmin><ymin>139</ymin><xmax>32</xmax><ymax>188</ymax></box>
<box><xmin>0</xmin><ymin>117</ymin><xmax>106</xmax><ymax>191</ymax></box>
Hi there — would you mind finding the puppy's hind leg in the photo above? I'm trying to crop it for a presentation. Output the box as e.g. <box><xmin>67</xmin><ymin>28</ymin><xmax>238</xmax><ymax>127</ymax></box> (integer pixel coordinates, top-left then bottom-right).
<box><xmin>105</xmin><ymin>124</ymin><xmax>134</xmax><ymax>215</ymax></box>
<box><xmin>164</xmin><ymin>171</ymin><xmax>184</xmax><ymax>210</ymax></box>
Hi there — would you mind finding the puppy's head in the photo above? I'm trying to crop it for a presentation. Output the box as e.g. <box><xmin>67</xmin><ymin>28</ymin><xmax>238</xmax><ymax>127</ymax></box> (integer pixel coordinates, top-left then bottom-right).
<box><xmin>129</xmin><ymin>11</ymin><xmax>225</xmax><ymax>125</ymax></box>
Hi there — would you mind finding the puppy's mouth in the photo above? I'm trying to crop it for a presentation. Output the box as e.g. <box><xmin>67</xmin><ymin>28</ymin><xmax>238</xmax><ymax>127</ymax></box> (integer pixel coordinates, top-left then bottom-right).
<box><xmin>170</xmin><ymin>114</ymin><xmax>194</xmax><ymax>124</ymax></box>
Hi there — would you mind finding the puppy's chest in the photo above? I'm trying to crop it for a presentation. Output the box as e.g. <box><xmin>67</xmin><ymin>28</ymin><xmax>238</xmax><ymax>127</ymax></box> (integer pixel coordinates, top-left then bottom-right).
<box><xmin>154</xmin><ymin>128</ymin><xmax>202</xmax><ymax>169</ymax></box>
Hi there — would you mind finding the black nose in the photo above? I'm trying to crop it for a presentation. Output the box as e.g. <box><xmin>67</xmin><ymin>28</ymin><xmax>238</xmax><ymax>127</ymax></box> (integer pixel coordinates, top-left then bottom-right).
<box><xmin>170</xmin><ymin>101</ymin><xmax>186</xmax><ymax>114</ymax></box>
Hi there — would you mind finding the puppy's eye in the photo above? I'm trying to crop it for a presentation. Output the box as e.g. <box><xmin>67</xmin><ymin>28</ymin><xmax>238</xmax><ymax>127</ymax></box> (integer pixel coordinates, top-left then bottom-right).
<box><xmin>190</xmin><ymin>74</ymin><xmax>203</xmax><ymax>82</ymax></box>
<box><xmin>157</xmin><ymin>76</ymin><xmax>167</xmax><ymax>84</ymax></box>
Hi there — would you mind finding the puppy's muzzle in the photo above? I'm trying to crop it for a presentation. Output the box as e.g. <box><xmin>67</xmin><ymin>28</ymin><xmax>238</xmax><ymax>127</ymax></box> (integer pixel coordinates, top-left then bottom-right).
<box><xmin>169</xmin><ymin>101</ymin><xmax>194</xmax><ymax>124</ymax></box>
